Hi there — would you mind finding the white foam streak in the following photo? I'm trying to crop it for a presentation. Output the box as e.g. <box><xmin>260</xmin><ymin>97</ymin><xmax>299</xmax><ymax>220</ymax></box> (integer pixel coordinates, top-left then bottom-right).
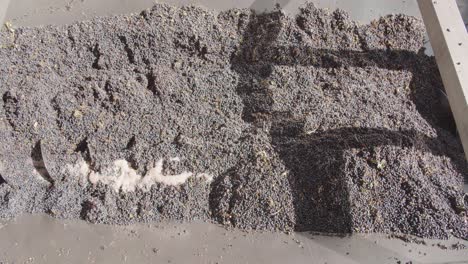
<box><xmin>70</xmin><ymin>158</ymin><xmax>210</xmax><ymax>192</ymax></box>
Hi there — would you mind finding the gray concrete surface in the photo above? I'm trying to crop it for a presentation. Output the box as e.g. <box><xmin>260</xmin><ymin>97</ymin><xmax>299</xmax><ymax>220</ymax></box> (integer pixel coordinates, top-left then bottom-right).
<box><xmin>1</xmin><ymin>0</ymin><xmax>467</xmax><ymax>26</ymax></box>
<box><xmin>0</xmin><ymin>0</ymin><xmax>8</xmax><ymax>26</ymax></box>
<box><xmin>0</xmin><ymin>214</ymin><xmax>467</xmax><ymax>263</ymax></box>
<box><xmin>0</xmin><ymin>0</ymin><xmax>467</xmax><ymax>263</ymax></box>
<box><xmin>0</xmin><ymin>0</ymin><xmax>425</xmax><ymax>26</ymax></box>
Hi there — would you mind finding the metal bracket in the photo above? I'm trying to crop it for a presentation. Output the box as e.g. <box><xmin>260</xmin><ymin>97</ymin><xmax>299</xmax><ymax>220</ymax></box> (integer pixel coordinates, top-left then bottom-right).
<box><xmin>418</xmin><ymin>0</ymin><xmax>468</xmax><ymax>160</ymax></box>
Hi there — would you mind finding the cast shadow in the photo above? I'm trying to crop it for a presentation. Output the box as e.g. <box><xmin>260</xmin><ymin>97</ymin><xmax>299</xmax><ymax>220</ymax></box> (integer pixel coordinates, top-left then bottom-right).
<box><xmin>230</xmin><ymin>9</ymin><xmax>466</xmax><ymax>232</ymax></box>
